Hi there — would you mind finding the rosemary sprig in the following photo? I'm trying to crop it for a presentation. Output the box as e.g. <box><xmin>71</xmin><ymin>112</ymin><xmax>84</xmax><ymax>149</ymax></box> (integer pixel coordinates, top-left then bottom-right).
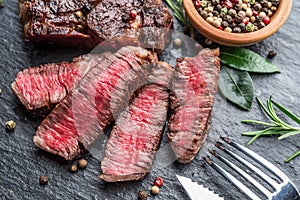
<box><xmin>241</xmin><ymin>96</ymin><xmax>300</xmax><ymax>162</ymax></box>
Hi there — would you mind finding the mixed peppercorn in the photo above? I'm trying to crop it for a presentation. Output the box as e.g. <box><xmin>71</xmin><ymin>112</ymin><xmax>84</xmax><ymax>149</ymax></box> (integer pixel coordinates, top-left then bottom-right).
<box><xmin>194</xmin><ymin>0</ymin><xmax>280</xmax><ymax>33</ymax></box>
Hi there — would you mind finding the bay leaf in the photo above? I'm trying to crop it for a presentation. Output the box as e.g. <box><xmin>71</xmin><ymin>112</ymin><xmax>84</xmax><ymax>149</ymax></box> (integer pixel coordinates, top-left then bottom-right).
<box><xmin>220</xmin><ymin>47</ymin><xmax>280</xmax><ymax>73</ymax></box>
<box><xmin>219</xmin><ymin>66</ymin><xmax>254</xmax><ymax>110</ymax></box>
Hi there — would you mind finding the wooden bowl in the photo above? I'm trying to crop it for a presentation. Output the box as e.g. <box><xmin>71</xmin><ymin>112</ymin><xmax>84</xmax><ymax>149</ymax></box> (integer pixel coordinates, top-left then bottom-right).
<box><xmin>183</xmin><ymin>0</ymin><xmax>293</xmax><ymax>46</ymax></box>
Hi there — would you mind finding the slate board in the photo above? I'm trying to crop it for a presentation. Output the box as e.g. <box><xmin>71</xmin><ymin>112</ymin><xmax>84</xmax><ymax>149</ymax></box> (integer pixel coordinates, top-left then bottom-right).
<box><xmin>0</xmin><ymin>1</ymin><xmax>300</xmax><ymax>200</ymax></box>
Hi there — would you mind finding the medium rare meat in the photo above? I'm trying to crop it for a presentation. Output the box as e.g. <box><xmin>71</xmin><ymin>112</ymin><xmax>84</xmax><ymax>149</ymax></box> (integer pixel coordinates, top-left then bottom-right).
<box><xmin>100</xmin><ymin>84</ymin><xmax>169</xmax><ymax>182</ymax></box>
<box><xmin>12</xmin><ymin>54</ymin><xmax>103</xmax><ymax>113</ymax></box>
<box><xmin>33</xmin><ymin>46</ymin><xmax>173</xmax><ymax>160</ymax></box>
<box><xmin>168</xmin><ymin>48</ymin><xmax>220</xmax><ymax>163</ymax></box>
<box><xmin>19</xmin><ymin>0</ymin><xmax>173</xmax><ymax>48</ymax></box>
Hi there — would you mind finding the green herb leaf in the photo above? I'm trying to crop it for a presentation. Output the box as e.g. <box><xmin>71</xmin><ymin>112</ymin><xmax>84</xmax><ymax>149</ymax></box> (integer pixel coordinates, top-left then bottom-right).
<box><xmin>272</xmin><ymin>100</ymin><xmax>300</xmax><ymax>125</ymax></box>
<box><xmin>220</xmin><ymin>47</ymin><xmax>280</xmax><ymax>73</ymax></box>
<box><xmin>278</xmin><ymin>130</ymin><xmax>300</xmax><ymax>140</ymax></box>
<box><xmin>285</xmin><ymin>150</ymin><xmax>300</xmax><ymax>163</ymax></box>
<box><xmin>164</xmin><ymin>0</ymin><xmax>188</xmax><ymax>26</ymax></box>
<box><xmin>242</xmin><ymin>96</ymin><xmax>300</xmax><ymax>162</ymax></box>
<box><xmin>219</xmin><ymin>66</ymin><xmax>254</xmax><ymax>110</ymax></box>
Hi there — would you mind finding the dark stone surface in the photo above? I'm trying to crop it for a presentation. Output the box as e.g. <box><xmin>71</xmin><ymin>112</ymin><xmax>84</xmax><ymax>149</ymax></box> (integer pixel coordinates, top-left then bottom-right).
<box><xmin>0</xmin><ymin>1</ymin><xmax>299</xmax><ymax>200</ymax></box>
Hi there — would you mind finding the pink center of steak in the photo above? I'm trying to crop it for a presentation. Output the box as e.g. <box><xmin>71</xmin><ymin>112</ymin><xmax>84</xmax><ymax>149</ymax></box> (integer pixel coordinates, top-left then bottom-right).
<box><xmin>168</xmin><ymin>48</ymin><xmax>220</xmax><ymax>163</ymax></box>
<box><xmin>100</xmin><ymin>84</ymin><xmax>169</xmax><ymax>182</ymax></box>
<box><xmin>33</xmin><ymin>47</ymin><xmax>158</xmax><ymax>160</ymax></box>
<box><xmin>14</xmin><ymin>62</ymin><xmax>80</xmax><ymax>110</ymax></box>
<box><xmin>12</xmin><ymin>54</ymin><xmax>103</xmax><ymax>113</ymax></box>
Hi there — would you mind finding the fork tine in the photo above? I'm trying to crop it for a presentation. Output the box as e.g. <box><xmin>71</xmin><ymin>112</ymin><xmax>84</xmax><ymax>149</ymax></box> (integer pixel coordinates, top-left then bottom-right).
<box><xmin>215</xmin><ymin>142</ymin><xmax>279</xmax><ymax>190</ymax></box>
<box><xmin>203</xmin><ymin>156</ymin><xmax>261</xmax><ymax>200</ymax></box>
<box><xmin>221</xmin><ymin>137</ymin><xmax>289</xmax><ymax>182</ymax></box>
<box><xmin>210</xmin><ymin>150</ymin><xmax>272</xmax><ymax>197</ymax></box>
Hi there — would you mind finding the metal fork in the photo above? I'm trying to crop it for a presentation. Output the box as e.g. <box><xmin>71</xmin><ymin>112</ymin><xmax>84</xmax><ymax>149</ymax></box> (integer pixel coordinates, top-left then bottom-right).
<box><xmin>203</xmin><ymin>137</ymin><xmax>300</xmax><ymax>200</ymax></box>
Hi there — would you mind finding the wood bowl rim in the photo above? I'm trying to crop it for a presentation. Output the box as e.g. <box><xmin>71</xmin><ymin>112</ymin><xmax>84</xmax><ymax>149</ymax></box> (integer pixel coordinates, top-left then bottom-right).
<box><xmin>183</xmin><ymin>0</ymin><xmax>293</xmax><ymax>46</ymax></box>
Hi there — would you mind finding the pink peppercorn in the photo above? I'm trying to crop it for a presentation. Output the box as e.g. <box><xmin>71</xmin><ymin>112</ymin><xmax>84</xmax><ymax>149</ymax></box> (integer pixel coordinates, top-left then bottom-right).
<box><xmin>130</xmin><ymin>10</ymin><xmax>137</xmax><ymax>19</ymax></box>
<box><xmin>263</xmin><ymin>16</ymin><xmax>271</xmax><ymax>25</ymax></box>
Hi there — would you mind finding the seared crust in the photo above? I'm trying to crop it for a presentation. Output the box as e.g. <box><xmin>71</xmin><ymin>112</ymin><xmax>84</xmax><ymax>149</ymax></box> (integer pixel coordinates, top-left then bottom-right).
<box><xmin>19</xmin><ymin>0</ymin><xmax>173</xmax><ymax>48</ymax></box>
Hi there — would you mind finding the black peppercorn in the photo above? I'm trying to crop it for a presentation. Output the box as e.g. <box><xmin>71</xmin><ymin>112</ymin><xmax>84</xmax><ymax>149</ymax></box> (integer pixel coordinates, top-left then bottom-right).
<box><xmin>212</xmin><ymin>0</ymin><xmax>220</xmax><ymax>6</ymax></box>
<box><xmin>221</xmin><ymin>21</ymin><xmax>229</xmax><ymax>28</ymax></box>
<box><xmin>256</xmin><ymin>16</ymin><xmax>263</xmax><ymax>22</ymax></box>
<box><xmin>226</xmin><ymin>15</ymin><xmax>233</xmax><ymax>23</ymax></box>
<box><xmin>262</xmin><ymin>7</ymin><xmax>268</xmax><ymax>13</ymax></box>
<box><xmin>121</xmin><ymin>13</ymin><xmax>130</xmax><ymax>22</ymax></box>
<box><xmin>257</xmin><ymin>21</ymin><xmax>266</xmax><ymax>29</ymax></box>
<box><xmin>201</xmin><ymin>10</ymin><xmax>208</xmax><ymax>18</ymax></box>
<box><xmin>212</xmin><ymin>10</ymin><xmax>219</xmax><ymax>16</ymax></box>
<box><xmin>228</xmin><ymin>8</ymin><xmax>237</xmax><ymax>17</ymax></box>
<box><xmin>268</xmin><ymin>50</ymin><xmax>277</xmax><ymax>58</ymax></box>
<box><xmin>39</xmin><ymin>176</ymin><xmax>48</xmax><ymax>185</ymax></box>
<box><xmin>238</xmin><ymin>23</ymin><xmax>246</xmax><ymax>31</ymax></box>
<box><xmin>229</xmin><ymin>22</ymin><xmax>237</xmax><ymax>29</ymax></box>
<box><xmin>82</xmin><ymin>4</ymin><xmax>91</xmax><ymax>15</ymax></box>
<box><xmin>220</xmin><ymin>13</ymin><xmax>227</xmax><ymax>20</ymax></box>
<box><xmin>271</xmin><ymin>0</ymin><xmax>280</xmax><ymax>7</ymax></box>
<box><xmin>215</xmin><ymin>4</ymin><xmax>223</xmax><ymax>12</ymax></box>
<box><xmin>233</xmin><ymin>26</ymin><xmax>242</xmax><ymax>33</ymax></box>
<box><xmin>234</xmin><ymin>14</ymin><xmax>243</xmax><ymax>24</ymax></box>
<box><xmin>138</xmin><ymin>190</ymin><xmax>148</xmax><ymax>200</ymax></box>
<box><xmin>233</xmin><ymin>4</ymin><xmax>241</xmax><ymax>12</ymax></box>
<box><xmin>254</xmin><ymin>3</ymin><xmax>262</xmax><ymax>11</ymax></box>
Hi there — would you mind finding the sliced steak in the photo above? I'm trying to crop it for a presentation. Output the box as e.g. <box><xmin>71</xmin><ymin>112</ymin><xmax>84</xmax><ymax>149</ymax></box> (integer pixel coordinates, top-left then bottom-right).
<box><xmin>100</xmin><ymin>84</ymin><xmax>169</xmax><ymax>182</ymax></box>
<box><xmin>19</xmin><ymin>0</ymin><xmax>173</xmax><ymax>48</ymax></box>
<box><xmin>33</xmin><ymin>46</ymin><xmax>173</xmax><ymax>160</ymax></box>
<box><xmin>168</xmin><ymin>48</ymin><xmax>220</xmax><ymax>163</ymax></box>
<box><xmin>12</xmin><ymin>54</ymin><xmax>103</xmax><ymax>114</ymax></box>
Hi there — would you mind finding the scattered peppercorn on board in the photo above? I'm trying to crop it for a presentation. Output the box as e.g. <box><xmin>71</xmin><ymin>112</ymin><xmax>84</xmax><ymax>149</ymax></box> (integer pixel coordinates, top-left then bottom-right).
<box><xmin>0</xmin><ymin>1</ymin><xmax>300</xmax><ymax>200</ymax></box>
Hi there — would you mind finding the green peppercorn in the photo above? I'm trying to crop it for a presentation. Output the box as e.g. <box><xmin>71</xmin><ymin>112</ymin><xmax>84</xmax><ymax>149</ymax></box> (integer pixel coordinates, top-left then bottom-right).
<box><xmin>249</xmin><ymin>0</ymin><xmax>255</xmax><ymax>4</ymax></box>
<box><xmin>220</xmin><ymin>7</ymin><xmax>228</xmax><ymax>15</ymax></box>
<box><xmin>5</xmin><ymin>120</ymin><xmax>16</xmax><ymax>131</ymax></box>
<box><xmin>201</xmin><ymin>0</ymin><xmax>208</xmax><ymax>8</ymax></box>
<box><xmin>246</xmin><ymin>23</ymin><xmax>255</xmax><ymax>32</ymax></box>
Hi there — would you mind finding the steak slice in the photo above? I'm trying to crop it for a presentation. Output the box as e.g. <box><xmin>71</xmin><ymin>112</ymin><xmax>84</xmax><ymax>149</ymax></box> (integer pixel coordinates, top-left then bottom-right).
<box><xmin>12</xmin><ymin>54</ymin><xmax>103</xmax><ymax>114</ymax></box>
<box><xmin>168</xmin><ymin>48</ymin><xmax>220</xmax><ymax>163</ymax></box>
<box><xmin>100</xmin><ymin>84</ymin><xmax>169</xmax><ymax>182</ymax></box>
<box><xmin>33</xmin><ymin>46</ymin><xmax>167</xmax><ymax>160</ymax></box>
<box><xmin>19</xmin><ymin>0</ymin><xmax>173</xmax><ymax>48</ymax></box>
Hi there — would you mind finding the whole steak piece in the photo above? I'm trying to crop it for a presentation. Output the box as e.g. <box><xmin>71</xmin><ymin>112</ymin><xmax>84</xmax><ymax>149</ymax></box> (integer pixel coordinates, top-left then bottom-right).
<box><xmin>100</xmin><ymin>84</ymin><xmax>169</xmax><ymax>182</ymax></box>
<box><xmin>33</xmin><ymin>46</ymin><xmax>172</xmax><ymax>160</ymax></box>
<box><xmin>12</xmin><ymin>54</ymin><xmax>103</xmax><ymax>114</ymax></box>
<box><xmin>19</xmin><ymin>0</ymin><xmax>173</xmax><ymax>48</ymax></box>
<box><xmin>168</xmin><ymin>48</ymin><xmax>220</xmax><ymax>163</ymax></box>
